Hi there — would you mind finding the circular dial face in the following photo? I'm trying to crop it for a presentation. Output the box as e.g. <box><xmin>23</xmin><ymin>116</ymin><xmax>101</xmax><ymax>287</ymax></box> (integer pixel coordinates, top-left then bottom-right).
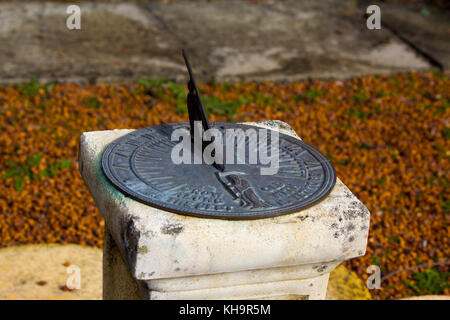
<box><xmin>101</xmin><ymin>122</ymin><xmax>336</xmax><ymax>219</ymax></box>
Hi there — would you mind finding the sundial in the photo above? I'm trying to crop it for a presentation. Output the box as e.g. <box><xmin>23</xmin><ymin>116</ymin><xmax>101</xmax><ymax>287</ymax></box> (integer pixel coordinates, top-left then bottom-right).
<box><xmin>101</xmin><ymin>50</ymin><xmax>336</xmax><ymax>219</ymax></box>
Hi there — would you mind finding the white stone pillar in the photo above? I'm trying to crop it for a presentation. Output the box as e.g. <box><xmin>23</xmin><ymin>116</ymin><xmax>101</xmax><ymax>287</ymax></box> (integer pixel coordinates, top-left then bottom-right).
<box><xmin>79</xmin><ymin>121</ymin><xmax>370</xmax><ymax>300</ymax></box>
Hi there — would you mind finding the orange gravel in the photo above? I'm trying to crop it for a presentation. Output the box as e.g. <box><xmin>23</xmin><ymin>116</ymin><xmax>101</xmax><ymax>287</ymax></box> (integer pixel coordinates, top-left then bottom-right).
<box><xmin>0</xmin><ymin>71</ymin><xmax>448</xmax><ymax>299</ymax></box>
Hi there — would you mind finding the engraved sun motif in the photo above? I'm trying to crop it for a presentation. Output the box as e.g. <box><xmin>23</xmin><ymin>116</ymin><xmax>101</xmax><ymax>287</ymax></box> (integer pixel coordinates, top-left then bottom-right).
<box><xmin>216</xmin><ymin>171</ymin><xmax>272</xmax><ymax>209</ymax></box>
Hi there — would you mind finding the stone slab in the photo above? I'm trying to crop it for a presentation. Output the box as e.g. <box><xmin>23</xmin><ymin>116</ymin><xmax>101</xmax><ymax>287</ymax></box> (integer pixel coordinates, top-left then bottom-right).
<box><xmin>0</xmin><ymin>1</ymin><xmax>433</xmax><ymax>85</ymax></box>
<box><xmin>145</xmin><ymin>260</ymin><xmax>341</xmax><ymax>292</ymax></box>
<box><xmin>326</xmin><ymin>262</ymin><xmax>372</xmax><ymax>300</ymax></box>
<box><xmin>1</xmin><ymin>241</ymin><xmax>446</xmax><ymax>300</ymax></box>
<box><xmin>0</xmin><ymin>244</ymin><xmax>101</xmax><ymax>300</ymax></box>
<box><xmin>377</xmin><ymin>2</ymin><xmax>450</xmax><ymax>70</ymax></box>
<box><xmin>0</xmin><ymin>3</ymin><xmax>183</xmax><ymax>85</ymax></box>
<box><xmin>0</xmin><ymin>244</ymin><xmax>373</xmax><ymax>300</ymax></box>
<box><xmin>151</xmin><ymin>0</ymin><xmax>430</xmax><ymax>83</ymax></box>
<box><xmin>78</xmin><ymin>121</ymin><xmax>370</xmax><ymax>282</ymax></box>
<box><xmin>146</xmin><ymin>273</ymin><xmax>330</xmax><ymax>300</ymax></box>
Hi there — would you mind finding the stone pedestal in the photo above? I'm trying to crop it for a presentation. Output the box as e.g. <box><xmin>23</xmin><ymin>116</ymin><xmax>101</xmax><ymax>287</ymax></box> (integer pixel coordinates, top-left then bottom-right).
<box><xmin>79</xmin><ymin>121</ymin><xmax>370</xmax><ymax>300</ymax></box>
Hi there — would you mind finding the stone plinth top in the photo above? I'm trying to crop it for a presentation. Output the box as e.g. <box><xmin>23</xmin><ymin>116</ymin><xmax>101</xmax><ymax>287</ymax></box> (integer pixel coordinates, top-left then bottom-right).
<box><xmin>79</xmin><ymin>121</ymin><xmax>370</xmax><ymax>281</ymax></box>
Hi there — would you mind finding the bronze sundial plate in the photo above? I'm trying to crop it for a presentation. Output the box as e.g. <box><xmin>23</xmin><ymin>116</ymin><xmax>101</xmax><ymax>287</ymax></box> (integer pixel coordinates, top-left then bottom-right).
<box><xmin>101</xmin><ymin>122</ymin><xmax>336</xmax><ymax>220</ymax></box>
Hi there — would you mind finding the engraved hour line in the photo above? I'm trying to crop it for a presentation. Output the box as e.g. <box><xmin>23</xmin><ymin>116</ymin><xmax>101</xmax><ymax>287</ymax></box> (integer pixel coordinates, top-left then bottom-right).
<box><xmin>135</xmin><ymin>155</ymin><xmax>163</xmax><ymax>161</ymax></box>
<box><xmin>141</xmin><ymin>133</ymin><xmax>155</xmax><ymax>139</ymax></box>
<box><xmin>280</xmin><ymin>150</ymin><xmax>304</xmax><ymax>163</ymax></box>
<box><xmin>294</xmin><ymin>149</ymin><xmax>308</xmax><ymax>157</ymax></box>
<box><xmin>278</xmin><ymin>165</ymin><xmax>304</xmax><ymax>171</ymax></box>
<box><xmin>138</xmin><ymin>174</ymin><xmax>167</xmax><ymax>179</ymax></box>
<box><xmin>278</xmin><ymin>160</ymin><xmax>298</xmax><ymax>164</ymax></box>
<box><xmin>138</xmin><ymin>171</ymin><xmax>168</xmax><ymax>176</ymax></box>
<box><xmin>147</xmin><ymin>145</ymin><xmax>175</xmax><ymax>153</ymax></box>
<box><xmin>140</xmin><ymin>147</ymin><xmax>168</xmax><ymax>154</ymax></box>
<box><xmin>141</xmin><ymin>133</ymin><xmax>167</xmax><ymax>141</ymax></box>
<box><xmin>139</xmin><ymin>139</ymin><xmax>176</xmax><ymax>149</ymax></box>
<box><xmin>162</xmin><ymin>183</ymin><xmax>188</xmax><ymax>193</ymax></box>
<box><xmin>278</xmin><ymin>165</ymin><xmax>302</xmax><ymax>171</ymax></box>
<box><xmin>284</xmin><ymin>144</ymin><xmax>306</xmax><ymax>152</ymax></box>
<box><xmin>274</xmin><ymin>175</ymin><xmax>307</xmax><ymax>179</ymax></box>
<box><xmin>156</xmin><ymin>183</ymin><xmax>178</xmax><ymax>191</ymax></box>
<box><xmin>112</xmin><ymin>164</ymin><xmax>129</xmax><ymax>169</ymax></box>
<box><xmin>137</xmin><ymin>168</ymin><xmax>167</xmax><ymax>173</ymax></box>
<box><xmin>145</xmin><ymin>176</ymin><xmax>173</xmax><ymax>181</ymax></box>
<box><xmin>277</xmin><ymin>173</ymin><xmax>304</xmax><ymax>177</ymax></box>
<box><xmin>135</xmin><ymin>153</ymin><xmax>164</xmax><ymax>159</ymax></box>
<box><xmin>279</xmin><ymin>169</ymin><xmax>301</xmax><ymax>175</ymax></box>
<box><xmin>135</xmin><ymin>158</ymin><xmax>163</xmax><ymax>161</ymax></box>
<box><xmin>136</xmin><ymin>166</ymin><xmax>165</xmax><ymax>170</ymax></box>
<box><xmin>114</xmin><ymin>152</ymin><xmax>129</xmax><ymax>158</ymax></box>
<box><xmin>156</xmin><ymin>182</ymin><xmax>176</xmax><ymax>187</ymax></box>
<box><xmin>135</xmin><ymin>157</ymin><xmax>164</xmax><ymax>161</ymax></box>
<box><xmin>142</xmin><ymin>136</ymin><xmax>176</xmax><ymax>147</ymax></box>
<box><xmin>278</xmin><ymin>173</ymin><xmax>305</xmax><ymax>178</ymax></box>
<box><xmin>278</xmin><ymin>161</ymin><xmax>298</xmax><ymax>165</ymax></box>
<box><xmin>126</xmin><ymin>140</ymin><xmax>140</xmax><ymax>146</ymax></box>
<box><xmin>136</xmin><ymin>150</ymin><xmax>164</xmax><ymax>155</ymax></box>
<box><xmin>139</xmin><ymin>174</ymin><xmax>173</xmax><ymax>181</ymax></box>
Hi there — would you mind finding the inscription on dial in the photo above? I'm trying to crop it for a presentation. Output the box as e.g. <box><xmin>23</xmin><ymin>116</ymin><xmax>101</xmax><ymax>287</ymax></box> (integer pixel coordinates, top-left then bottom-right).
<box><xmin>102</xmin><ymin>123</ymin><xmax>336</xmax><ymax>219</ymax></box>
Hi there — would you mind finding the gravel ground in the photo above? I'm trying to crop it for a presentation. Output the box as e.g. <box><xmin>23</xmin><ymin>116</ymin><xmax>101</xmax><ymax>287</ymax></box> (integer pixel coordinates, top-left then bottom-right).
<box><xmin>0</xmin><ymin>71</ymin><xmax>448</xmax><ymax>299</ymax></box>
